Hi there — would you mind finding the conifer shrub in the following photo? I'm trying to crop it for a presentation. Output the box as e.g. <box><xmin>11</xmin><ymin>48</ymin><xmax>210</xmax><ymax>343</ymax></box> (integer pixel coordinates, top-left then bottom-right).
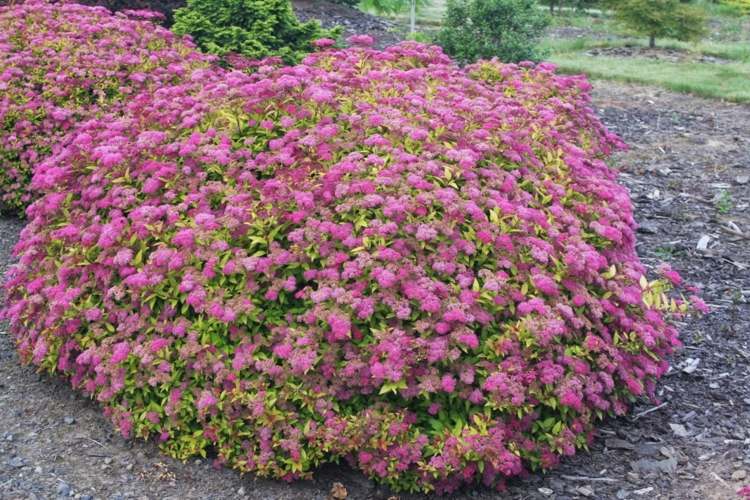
<box><xmin>172</xmin><ymin>0</ymin><xmax>338</xmax><ymax>64</ymax></box>
<box><xmin>0</xmin><ymin>0</ymin><xmax>213</xmax><ymax>215</ymax></box>
<box><xmin>3</xmin><ymin>35</ymin><xmax>701</xmax><ymax>493</ymax></box>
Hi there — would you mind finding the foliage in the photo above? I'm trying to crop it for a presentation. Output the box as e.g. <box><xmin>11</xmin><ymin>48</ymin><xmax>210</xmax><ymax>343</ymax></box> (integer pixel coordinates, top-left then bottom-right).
<box><xmin>609</xmin><ymin>0</ymin><xmax>708</xmax><ymax>47</ymax></box>
<box><xmin>172</xmin><ymin>0</ymin><xmax>337</xmax><ymax>64</ymax></box>
<box><xmin>436</xmin><ymin>0</ymin><xmax>550</xmax><ymax>64</ymax></box>
<box><xmin>549</xmin><ymin>52</ymin><xmax>750</xmax><ymax>103</ymax></box>
<box><xmin>720</xmin><ymin>0</ymin><xmax>750</xmax><ymax>14</ymax></box>
<box><xmin>3</xmin><ymin>17</ymin><xmax>703</xmax><ymax>490</ymax></box>
<box><xmin>0</xmin><ymin>0</ymin><xmax>212</xmax><ymax>216</ymax></box>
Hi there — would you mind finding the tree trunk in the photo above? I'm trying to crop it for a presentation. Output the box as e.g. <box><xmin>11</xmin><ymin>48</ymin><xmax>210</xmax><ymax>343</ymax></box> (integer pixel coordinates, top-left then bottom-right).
<box><xmin>409</xmin><ymin>0</ymin><xmax>416</xmax><ymax>34</ymax></box>
<box><xmin>649</xmin><ymin>35</ymin><xmax>656</xmax><ymax>48</ymax></box>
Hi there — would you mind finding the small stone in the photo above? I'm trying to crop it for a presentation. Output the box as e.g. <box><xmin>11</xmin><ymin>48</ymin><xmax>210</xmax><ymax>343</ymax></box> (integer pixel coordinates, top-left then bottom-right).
<box><xmin>34</xmin><ymin>466</ymin><xmax>43</xmax><ymax>474</ymax></box>
<box><xmin>237</xmin><ymin>487</ymin><xmax>245</xmax><ymax>496</ymax></box>
<box><xmin>8</xmin><ymin>457</ymin><xmax>26</xmax><ymax>468</ymax></box>
<box><xmin>743</xmin><ymin>398</ymin><xmax>750</xmax><ymax>406</ymax></box>
<box><xmin>104</xmin><ymin>457</ymin><xmax>113</xmax><ymax>465</ymax></box>
<box><xmin>634</xmin><ymin>487</ymin><xmax>654</xmax><ymax>496</ymax></box>
<box><xmin>57</xmin><ymin>482</ymin><xmax>71</xmax><ymax>497</ymax></box>
<box><xmin>732</xmin><ymin>470</ymin><xmax>747</xmax><ymax>481</ymax></box>
<box><xmin>538</xmin><ymin>487</ymin><xmax>554</xmax><ymax>497</ymax></box>
<box><xmin>63</xmin><ymin>417</ymin><xmax>75</xmax><ymax>425</ymax></box>
<box><xmin>616</xmin><ymin>490</ymin><xmax>631</xmax><ymax>500</ymax></box>
<box><xmin>125</xmin><ymin>463</ymin><xmax>134</xmax><ymax>471</ymax></box>
<box><xmin>680</xmin><ymin>357</ymin><xmax>700</xmax><ymax>374</ymax></box>
<box><xmin>669</xmin><ymin>423</ymin><xmax>690</xmax><ymax>438</ymax></box>
<box><xmin>578</xmin><ymin>486</ymin><xmax>595</xmax><ymax>497</ymax></box>
<box><xmin>626</xmin><ymin>472</ymin><xmax>640</xmax><ymax>483</ymax></box>
<box><xmin>696</xmin><ymin>235</ymin><xmax>711</xmax><ymax>252</ymax></box>
<box><xmin>736</xmin><ymin>175</ymin><xmax>749</xmax><ymax>185</ymax></box>
<box><xmin>5</xmin><ymin>433</ymin><xmax>13</xmax><ymax>441</ymax></box>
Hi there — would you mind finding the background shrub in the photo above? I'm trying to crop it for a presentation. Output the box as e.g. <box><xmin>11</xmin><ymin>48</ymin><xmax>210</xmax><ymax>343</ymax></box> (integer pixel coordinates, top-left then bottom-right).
<box><xmin>436</xmin><ymin>0</ymin><xmax>550</xmax><ymax>64</ymax></box>
<box><xmin>609</xmin><ymin>0</ymin><xmax>707</xmax><ymax>48</ymax></box>
<box><xmin>172</xmin><ymin>0</ymin><xmax>338</xmax><ymax>64</ymax></box>
<box><xmin>4</xmin><ymin>26</ymin><xmax>697</xmax><ymax>492</ymax></box>
<box><xmin>0</xmin><ymin>0</ymin><xmax>212</xmax><ymax>215</ymax></box>
<box><xmin>720</xmin><ymin>0</ymin><xmax>750</xmax><ymax>14</ymax></box>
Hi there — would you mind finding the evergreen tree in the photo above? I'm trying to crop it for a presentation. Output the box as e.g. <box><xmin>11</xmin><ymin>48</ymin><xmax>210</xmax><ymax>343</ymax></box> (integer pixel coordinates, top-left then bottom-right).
<box><xmin>611</xmin><ymin>0</ymin><xmax>707</xmax><ymax>48</ymax></box>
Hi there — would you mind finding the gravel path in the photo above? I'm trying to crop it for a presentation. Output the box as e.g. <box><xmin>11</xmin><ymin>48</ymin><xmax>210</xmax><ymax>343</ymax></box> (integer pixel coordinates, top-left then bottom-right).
<box><xmin>1</xmin><ymin>82</ymin><xmax>749</xmax><ymax>500</ymax></box>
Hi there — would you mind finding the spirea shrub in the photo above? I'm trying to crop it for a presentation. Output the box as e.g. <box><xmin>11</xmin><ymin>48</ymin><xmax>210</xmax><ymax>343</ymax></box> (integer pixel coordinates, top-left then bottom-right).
<box><xmin>4</xmin><ymin>38</ymin><xmax>698</xmax><ymax>493</ymax></box>
<box><xmin>0</xmin><ymin>0</ymin><xmax>213</xmax><ymax>215</ymax></box>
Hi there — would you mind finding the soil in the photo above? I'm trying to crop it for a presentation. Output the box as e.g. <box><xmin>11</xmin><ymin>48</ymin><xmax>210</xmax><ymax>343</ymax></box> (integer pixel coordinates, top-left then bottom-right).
<box><xmin>1</xmin><ymin>3</ymin><xmax>750</xmax><ymax>500</ymax></box>
<box><xmin>545</xmin><ymin>26</ymin><xmax>619</xmax><ymax>41</ymax></box>
<box><xmin>293</xmin><ymin>0</ymin><xmax>404</xmax><ymax>48</ymax></box>
<box><xmin>585</xmin><ymin>46</ymin><xmax>731</xmax><ymax>65</ymax></box>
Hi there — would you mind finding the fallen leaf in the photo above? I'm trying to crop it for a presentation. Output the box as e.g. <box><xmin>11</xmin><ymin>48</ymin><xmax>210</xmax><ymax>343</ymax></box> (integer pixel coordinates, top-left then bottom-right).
<box><xmin>328</xmin><ymin>482</ymin><xmax>347</xmax><ymax>500</ymax></box>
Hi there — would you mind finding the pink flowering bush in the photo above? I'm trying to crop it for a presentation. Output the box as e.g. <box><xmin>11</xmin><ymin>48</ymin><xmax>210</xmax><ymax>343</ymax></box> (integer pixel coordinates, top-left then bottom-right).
<box><xmin>4</xmin><ymin>37</ymin><xmax>695</xmax><ymax>493</ymax></box>
<box><xmin>0</xmin><ymin>0</ymin><xmax>213</xmax><ymax>215</ymax></box>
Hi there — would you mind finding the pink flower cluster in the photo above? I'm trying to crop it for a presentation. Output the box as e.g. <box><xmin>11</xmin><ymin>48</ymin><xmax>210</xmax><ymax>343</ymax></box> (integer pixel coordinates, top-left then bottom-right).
<box><xmin>1</xmin><ymin>4</ymin><xmax>698</xmax><ymax>493</ymax></box>
<box><xmin>0</xmin><ymin>0</ymin><xmax>213</xmax><ymax>215</ymax></box>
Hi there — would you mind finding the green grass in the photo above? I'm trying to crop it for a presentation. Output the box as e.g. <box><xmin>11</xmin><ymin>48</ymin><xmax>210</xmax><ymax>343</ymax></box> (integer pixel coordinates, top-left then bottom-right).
<box><xmin>549</xmin><ymin>53</ymin><xmax>750</xmax><ymax>102</ymax></box>
<box><xmin>660</xmin><ymin>40</ymin><xmax>750</xmax><ymax>62</ymax></box>
<box><xmin>359</xmin><ymin>0</ymin><xmax>750</xmax><ymax>102</ymax></box>
<box><xmin>537</xmin><ymin>1</ymin><xmax>750</xmax><ymax>102</ymax></box>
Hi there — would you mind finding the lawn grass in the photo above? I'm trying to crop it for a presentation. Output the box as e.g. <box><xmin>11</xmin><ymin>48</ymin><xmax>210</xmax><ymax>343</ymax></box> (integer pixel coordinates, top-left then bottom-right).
<box><xmin>540</xmin><ymin>1</ymin><xmax>750</xmax><ymax>102</ymax></box>
<box><xmin>361</xmin><ymin>0</ymin><xmax>750</xmax><ymax>102</ymax></box>
<box><xmin>549</xmin><ymin>53</ymin><xmax>750</xmax><ymax>102</ymax></box>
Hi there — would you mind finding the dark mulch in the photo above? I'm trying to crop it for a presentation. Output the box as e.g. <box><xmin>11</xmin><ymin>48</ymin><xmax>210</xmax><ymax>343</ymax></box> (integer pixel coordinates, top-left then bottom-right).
<box><xmin>293</xmin><ymin>0</ymin><xmax>404</xmax><ymax>48</ymax></box>
<box><xmin>585</xmin><ymin>46</ymin><xmax>731</xmax><ymax>65</ymax></box>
